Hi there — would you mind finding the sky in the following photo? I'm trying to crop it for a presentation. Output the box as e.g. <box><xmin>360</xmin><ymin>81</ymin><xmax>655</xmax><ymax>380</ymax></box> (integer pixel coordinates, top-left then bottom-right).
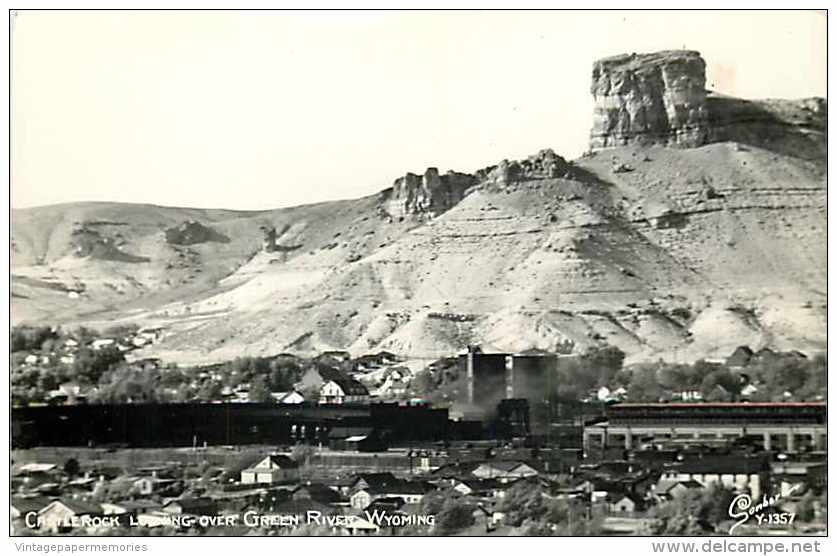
<box><xmin>10</xmin><ymin>10</ymin><xmax>827</xmax><ymax>210</ymax></box>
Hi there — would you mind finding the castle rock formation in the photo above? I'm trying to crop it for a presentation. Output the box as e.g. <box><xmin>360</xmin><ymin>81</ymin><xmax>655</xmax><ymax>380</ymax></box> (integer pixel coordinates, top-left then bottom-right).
<box><xmin>590</xmin><ymin>50</ymin><xmax>827</xmax><ymax>159</ymax></box>
<box><xmin>590</xmin><ymin>50</ymin><xmax>709</xmax><ymax>149</ymax></box>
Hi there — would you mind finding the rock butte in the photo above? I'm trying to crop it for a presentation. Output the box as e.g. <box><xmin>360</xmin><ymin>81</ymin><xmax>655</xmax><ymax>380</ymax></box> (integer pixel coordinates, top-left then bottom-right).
<box><xmin>589</xmin><ymin>50</ymin><xmax>826</xmax><ymax>159</ymax></box>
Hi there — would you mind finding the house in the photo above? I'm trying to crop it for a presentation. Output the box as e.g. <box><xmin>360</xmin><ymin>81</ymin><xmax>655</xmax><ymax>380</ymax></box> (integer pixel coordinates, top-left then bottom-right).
<box><xmin>17</xmin><ymin>463</ymin><xmax>58</xmax><ymax>475</ymax></box>
<box><xmin>240</xmin><ymin>455</ymin><xmax>300</xmax><ymax>485</ymax></box>
<box><xmin>91</xmin><ymin>338</ymin><xmax>116</xmax><ymax>350</ymax></box>
<box><xmin>652</xmin><ymin>478</ymin><xmax>703</xmax><ymax>502</ymax></box>
<box><xmin>270</xmin><ymin>391</ymin><xmax>305</xmax><ymax>404</ymax></box>
<box><xmin>137</xmin><ymin>327</ymin><xmax>164</xmax><ymax>342</ymax></box>
<box><xmin>375</xmin><ymin>371</ymin><xmax>410</xmax><ymax>397</ymax></box>
<box><xmin>296</xmin><ymin>365</ymin><xmax>349</xmax><ymax>392</ymax></box>
<box><xmin>354</xmin><ymin>352</ymin><xmax>400</xmax><ymax>371</ymax></box>
<box><xmin>85</xmin><ymin>466</ymin><xmax>123</xmax><ymax>481</ymax></box>
<box><xmin>14</xmin><ymin>463</ymin><xmax>61</xmax><ymax>489</ymax></box>
<box><xmin>37</xmin><ymin>499</ymin><xmax>103</xmax><ymax>533</ymax></box>
<box><xmin>162</xmin><ymin>497</ymin><xmax>217</xmax><ymax>516</ymax></box>
<box><xmin>320</xmin><ymin>350</ymin><xmax>352</xmax><ymax>362</ymax></box>
<box><xmin>353</xmin><ymin>354</ymin><xmax>386</xmax><ymax>371</ymax></box>
<box><xmin>101</xmin><ymin>499</ymin><xmax>162</xmax><ymax>517</ymax></box>
<box><xmin>608</xmin><ymin>492</ymin><xmax>645</xmax><ymax>514</ymax></box>
<box><xmin>133</xmin><ymin>476</ymin><xmax>177</xmax><ymax>496</ymax></box>
<box><xmin>291</xmin><ymin>483</ymin><xmax>345</xmax><ymax>505</ymax></box>
<box><xmin>452</xmin><ymin>478</ymin><xmax>504</xmax><ymax>498</ymax></box>
<box><xmin>471</xmin><ymin>461</ymin><xmax>539</xmax><ymax>482</ymax></box>
<box><xmin>10</xmin><ymin>496</ymin><xmax>52</xmax><ymax>522</ymax></box>
<box><xmin>740</xmin><ymin>383</ymin><xmax>760</xmax><ymax>399</ymax></box>
<box><xmin>349</xmin><ymin>480</ymin><xmax>434</xmax><ymax>509</ymax></box>
<box><xmin>319</xmin><ymin>378</ymin><xmax>370</xmax><ymax>405</ymax></box>
<box><xmin>675</xmin><ymin>390</ymin><xmax>704</xmax><ymax>402</ymax></box>
<box><xmin>33</xmin><ymin>483</ymin><xmax>63</xmax><ymax>496</ymax></box>
<box><xmin>430</xmin><ymin>462</ymin><xmax>481</xmax><ymax>480</ymax></box>
<box><xmin>65</xmin><ymin>476</ymin><xmax>98</xmax><ymax>492</ymax></box>
<box><xmin>346</xmin><ymin>472</ymin><xmax>398</xmax><ymax>494</ymax></box>
<box><xmin>24</xmin><ymin>354</ymin><xmax>38</xmax><ymax>365</ymax></box>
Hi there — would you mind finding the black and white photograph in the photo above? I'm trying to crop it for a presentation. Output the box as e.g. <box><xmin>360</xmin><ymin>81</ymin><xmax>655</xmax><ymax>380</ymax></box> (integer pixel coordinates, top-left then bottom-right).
<box><xmin>6</xmin><ymin>7</ymin><xmax>829</xmax><ymax>543</ymax></box>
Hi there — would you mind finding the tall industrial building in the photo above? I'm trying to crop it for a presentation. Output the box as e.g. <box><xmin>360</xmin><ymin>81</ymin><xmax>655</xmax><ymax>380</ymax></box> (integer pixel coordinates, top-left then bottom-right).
<box><xmin>459</xmin><ymin>347</ymin><xmax>558</xmax><ymax>411</ymax></box>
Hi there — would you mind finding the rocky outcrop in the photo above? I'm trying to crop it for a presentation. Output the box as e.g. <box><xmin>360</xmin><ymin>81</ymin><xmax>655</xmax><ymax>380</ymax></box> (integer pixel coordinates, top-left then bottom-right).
<box><xmin>261</xmin><ymin>226</ymin><xmax>278</xmax><ymax>251</ymax></box>
<box><xmin>385</xmin><ymin>168</ymin><xmax>477</xmax><ymax>217</ymax></box>
<box><xmin>164</xmin><ymin>220</ymin><xmax>230</xmax><ymax>246</ymax></box>
<box><xmin>71</xmin><ymin>224</ymin><xmax>149</xmax><ymax>263</ymax></box>
<box><xmin>260</xmin><ymin>225</ymin><xmax>301</xmax><ymax>253</ymax></box>
<box><xmin>382</xmin><ymin>150</ymin><xmax>577</xmax><ymax>218</ymax></box>
<box><xmin>476</xmin><ymin>149</ymin><xmax>575</xmax><ymax>184</ymax></box>
<box><xmin>590</xmin><ymin>50</ymin><xmax>709</xmax><ymax>149</ymax></box>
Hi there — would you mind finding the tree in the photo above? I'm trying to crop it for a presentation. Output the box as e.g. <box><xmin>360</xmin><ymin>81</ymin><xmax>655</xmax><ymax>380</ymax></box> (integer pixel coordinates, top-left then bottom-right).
<box><xmin>94</xmin><ymin>366</ymin><xmax>160</xmax><ymax>403</ymax></box>
<box><xmin>700</xmin><ymin>369</ymin><xmax>742</xmax><ymax>401</ymax></box>
<box><xmin>420</xmin><ymin>488</ymin><xmax>460</xmax><ymax>515</ymax></box>
<box><xmin>249</xmin><ymin>375</ymin><xmax>272</xmax><ymax>403</ymax></box>
<box><xmin>10</xmin><ymin>326</ymin><xmax>57</xmax><ymax>352</ymax></box>
<box><xmin>268</xmin><ymin>363</ymin><xmax>298</xmax><ymax>392</ymax></box>
<box><xmin>197</xmin><ymin>380</ymin><xmax>223</xmax><ymax>402</ymax></box>
<box><xmin>583</xmin><ymin>346</ymin><xmax>626</xmax><ymax>387</ymax></box>
<box><xmin>500</xmin><ymin>481</ymin><xmax>547</xmax><ymax>526</ymax></box>
<box><xmin>626</xmin><ymin>365</ymin><xmax>665</xmax><ymax>402</ymax></box>
<box><xmin>410</xmin><ymin>371</ymin><xmax>435</xmax><ymax>397</ymax></box>
<box><xmin>63</xmin><ymin>458</ymin><xmax>80</xmax><ymax>478</ymax></box>
<box><xmin>290</xmin><ymin>443</ymin><xmax>315</xmax><ymax>464</ymax></box>
<box><xmin>434</xmin><ymin>498</ymin><xmax>475</xmax><ymax>535</ymax></box>
<box><xmin>72</xmin><ymin>346</ymin><xmax>125</xmax><ymax>384</ymax></box>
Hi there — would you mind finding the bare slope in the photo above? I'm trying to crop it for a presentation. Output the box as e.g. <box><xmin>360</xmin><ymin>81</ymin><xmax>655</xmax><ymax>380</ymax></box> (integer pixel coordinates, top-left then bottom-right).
<box><xmin>33</xmin><ymin>141</ymin><xmax>817</xmax><ymax>366</ymax></box>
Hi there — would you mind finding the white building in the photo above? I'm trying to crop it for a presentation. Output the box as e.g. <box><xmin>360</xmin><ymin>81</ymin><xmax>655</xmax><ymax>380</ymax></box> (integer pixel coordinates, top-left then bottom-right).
<box><xmin>319</xmin><ymin>379</ymin><xmax>370</xmax><ymax>405</ymax></box>
<box><xmin>240</xmin><ymin>455</ymin><xmax>300</xmax><ymax>485</ymax></box>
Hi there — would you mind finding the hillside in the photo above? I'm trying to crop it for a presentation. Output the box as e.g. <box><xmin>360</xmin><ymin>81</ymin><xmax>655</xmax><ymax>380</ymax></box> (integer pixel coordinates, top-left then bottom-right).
<box><xmin>11</xmin><ymin>50</ymin><xmax>826</xmax><ymax>365</ymax></box>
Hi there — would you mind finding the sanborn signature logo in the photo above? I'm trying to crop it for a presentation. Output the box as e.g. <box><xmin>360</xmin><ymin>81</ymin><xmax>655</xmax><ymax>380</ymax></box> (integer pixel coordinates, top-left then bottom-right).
<box><xmin>728</xmin><ymin>483</ymin><xmax>802</xmax><ymax>535</ymax></box>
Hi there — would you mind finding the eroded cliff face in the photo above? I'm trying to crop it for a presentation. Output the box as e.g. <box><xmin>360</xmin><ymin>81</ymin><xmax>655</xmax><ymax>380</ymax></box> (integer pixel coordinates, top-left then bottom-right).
<box><xmin>384</xmin><ymin>168</ymin><xmax>477</xmax><ymax>218</ymax></box>
<box><xmin>590</xmin><ymin>50</ymin><xmax>709</xmax><ymax>149</ymax></box>
<box><xmin>590</xmin><ymin>50</ymin><xmax>827</xmax><ymax>158</ymax></box>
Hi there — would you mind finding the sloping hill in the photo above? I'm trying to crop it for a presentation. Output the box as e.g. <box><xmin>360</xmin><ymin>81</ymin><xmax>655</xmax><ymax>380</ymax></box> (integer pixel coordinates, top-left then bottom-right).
<box><xmin>113</xmin><ymin>141</ymin><xmax>821</xmax><ymax>365</ymax></box>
